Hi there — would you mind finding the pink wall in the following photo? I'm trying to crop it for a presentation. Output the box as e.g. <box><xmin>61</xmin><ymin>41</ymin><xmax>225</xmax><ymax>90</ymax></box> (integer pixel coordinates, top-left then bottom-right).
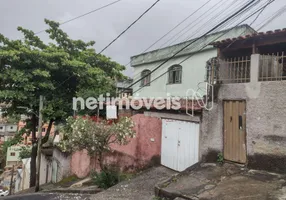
<box><xmin>70</xmin><ymin>114</ymin><xmax>162</xmax><ymax>178</ymax></box>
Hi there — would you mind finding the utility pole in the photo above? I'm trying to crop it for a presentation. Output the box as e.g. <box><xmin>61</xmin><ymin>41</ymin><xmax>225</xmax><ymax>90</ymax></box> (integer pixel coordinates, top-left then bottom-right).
<box><xmin>35</xmin><ymin>95</ymin><xmax>44</xmax><ymax>192</ymax></box>
<box><xmin>9</xmin><ymin>165</ymin><xmax>14</xmax><ymax>195</ymax></box>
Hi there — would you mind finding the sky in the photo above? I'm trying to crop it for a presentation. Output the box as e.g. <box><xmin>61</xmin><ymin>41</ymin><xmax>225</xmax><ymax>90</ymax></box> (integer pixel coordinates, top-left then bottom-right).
<box><xmin>1</xmin><ymin>0</ymin><xmax>285</xmax><ymax>77</ymax></box>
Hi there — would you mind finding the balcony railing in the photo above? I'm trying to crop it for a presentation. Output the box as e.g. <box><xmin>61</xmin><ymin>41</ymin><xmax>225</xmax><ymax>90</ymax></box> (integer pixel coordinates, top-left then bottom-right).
<box><xmin>259</xmin><ymin>52</ymin><xmax>286</xmax><ymax>81</ymax></box>
<box><xmin>207</xmin><ymin>57</ymin><xmax>250</xmax><ymax>84</ymax></box>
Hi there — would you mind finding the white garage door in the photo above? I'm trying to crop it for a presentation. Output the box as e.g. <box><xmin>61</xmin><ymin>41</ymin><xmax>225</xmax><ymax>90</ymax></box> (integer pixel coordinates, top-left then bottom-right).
<box><xmin>161</xmin><ymin>119</ymin><xmax>199</xmax><ymax>172</ymax></box>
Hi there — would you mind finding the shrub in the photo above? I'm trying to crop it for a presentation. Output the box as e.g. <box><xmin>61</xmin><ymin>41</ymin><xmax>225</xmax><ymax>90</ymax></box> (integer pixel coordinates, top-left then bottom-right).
<box><xmin>217</xmin><ymin>152</ymin><xmax>224</xmax><ymax>164</ymax></box>
<box><xmin>91</xmin><ymin>169</ymin><xmax>120</xmax><ymax>189</ymax></box>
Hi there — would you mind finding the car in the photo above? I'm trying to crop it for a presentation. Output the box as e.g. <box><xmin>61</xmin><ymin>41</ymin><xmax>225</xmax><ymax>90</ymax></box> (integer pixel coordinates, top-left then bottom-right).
<box><xmin>0</xmin><ymin>190</ymin><xmax>9</xmax><ymax>196</ymax></box>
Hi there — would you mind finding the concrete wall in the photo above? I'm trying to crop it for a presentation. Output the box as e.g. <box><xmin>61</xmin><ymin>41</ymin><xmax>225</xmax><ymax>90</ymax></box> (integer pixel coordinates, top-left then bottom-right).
<box><xmin>21</xmin><ymin>158</ymin><xmax>30</xmax><ymax>191</ymax></box>
<box><xmin>6</xmin><ymin>146</ymin><xmax>22</xmax><ymax>167</ymax></box>
<box><xmin>70</xmin><ymin>114</ymin><xmax>162</xmax><ymax>178</ymax></box>
<box><xmin>40</xmin><ymin>153</ymin><xmax>52</xmax><ymax>185</ymax></box>
<box><xmin>0</xmin><ymin>124</ymin><xmax>17</xmax><ymax>133</ymax></box>
<box><xmin>131</xmin><ymin>25</ymin><xmax>255</xmax><ymax>98</ymax></box>
<box><xmin>201</xmin><ymin>54</ymin><xmax>286</xmax><ymax>173</ymax></box>
<box><xmin>53</xmin><ymin>148</ymin><xmax>71</xmax><ymax>181</ymax></box>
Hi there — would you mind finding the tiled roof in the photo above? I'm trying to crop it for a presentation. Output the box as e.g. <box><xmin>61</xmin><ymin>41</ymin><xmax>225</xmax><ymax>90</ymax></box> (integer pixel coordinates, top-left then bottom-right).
<box><xmin>211</xmin><ymin>28</ymin><xmax>286</xmax><ymax>46</ymax></box>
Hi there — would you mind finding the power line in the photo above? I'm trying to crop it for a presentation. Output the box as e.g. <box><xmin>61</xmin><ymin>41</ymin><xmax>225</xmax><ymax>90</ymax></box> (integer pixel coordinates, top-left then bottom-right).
<box><xmin>127</xmin><ymin>0</ymin><xmax>214</xmax><ymax>81</ymax></box>
<box><xmin>131</xmin><ymin>0</ymin><xmax>276</xmax><ymax>95</ymax></box>
<box><xmin>165</xmin><ymin>0</ymin><xmax>235</xmax><ymax>48</ymax></box>
<box><xmin>50</xmin><ymin>0</ymin><xmax>161</xmax><ymax>91</ymax></box>
<box><xmin>256</xmin><ymin>4</ymin><xmax>286</xmax><ymax>30</ymax></box>
<box><xmin>223</xmin><ymin>0</ymin><xmax>271</xmax><ymax>50</ymax></box>
<box><xmin>126</xmin><ymin>0</ymin><xmax>257</xmax><ymax>92</ymax></box>
<box><xmin>181</xmin><ymin>0</ymin><xmax>247</xmax><ymax>45</ymax></box>
<box><xmin>137</xmin><ymin>0</ymin><xmax>213</xmax><ymax>54</ymax></box>
<box><xmin>30</xmin><ymin>0</ymin><xmax>123</xmax><ymax>36</ymax></box>
<box><xmin>98</xmin><ymin>0</ymin><xmax>161</xmax><ymax>54</ymax></box>
<box><xmin>130</xmin><ymin>0</ymin><xmax>259</xmax><ymax>91</ymax></box>
<box><xmin>167</xmin><ymin>0</ymin><xmax>246</xmax><ymax>54</ymax></box>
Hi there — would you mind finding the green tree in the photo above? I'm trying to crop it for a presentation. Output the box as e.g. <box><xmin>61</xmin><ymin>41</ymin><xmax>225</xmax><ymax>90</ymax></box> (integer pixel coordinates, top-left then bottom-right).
<box><xmin>0</xmin><ymin>19</ymin><xmax>125</xmax><ymax>187</ymax></box>
<box><xmin>59</xmin><ymin>116</ymin><xmax>135</xmax><ymax>171</ymax></box>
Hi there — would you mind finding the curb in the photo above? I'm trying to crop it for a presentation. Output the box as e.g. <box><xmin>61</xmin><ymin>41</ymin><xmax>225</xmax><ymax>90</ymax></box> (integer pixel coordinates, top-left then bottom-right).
<box><xmin>154</xmin><ymin>163</ymin><xmax>202</xmax><ymax>200</ymax></box>
<box><xmin>42</xmin><ymin>188</ymin><xmax>102</xmax><ymax>194</ymax></box>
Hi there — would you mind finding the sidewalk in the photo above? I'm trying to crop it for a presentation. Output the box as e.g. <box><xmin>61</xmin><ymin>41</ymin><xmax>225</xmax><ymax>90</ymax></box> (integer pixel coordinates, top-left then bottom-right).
<box><xmin>155</xmin><ymin>163</ymin><xmax>286</xmax><ymax>200</ymax></box>
<box><xmin>90</xmin><ymin>166</ymin><xmax>176</xmax><ymax>200</ymax></box>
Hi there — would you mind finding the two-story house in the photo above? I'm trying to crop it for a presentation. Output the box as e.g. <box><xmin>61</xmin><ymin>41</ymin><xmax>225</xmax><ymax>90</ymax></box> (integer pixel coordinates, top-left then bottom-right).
<box><xmin>131</xmin><ymin>24</ymin><xmax>256</xmax><ymax>98</ymax></box>
<box><xmin>201</xmin><ymin>28</ymin><xmax>286</xmax><ymax>173</ymax></box>
<box><xmin>0</xmin><ymin>123</ymin><xmax>18</xmax><ymax>144</ymax></box>
<box><xmin>125</xmin><ymin>25</ymin><xmax>256</xmax><ymax>172</ymax></box>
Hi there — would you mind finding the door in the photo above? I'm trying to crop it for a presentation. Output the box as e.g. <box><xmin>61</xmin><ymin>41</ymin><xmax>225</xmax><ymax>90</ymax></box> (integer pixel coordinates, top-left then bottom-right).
<box><xmin>161</xmin><ymin>119</ymin><xmax>199</xmax><ymax>172</ymax></box>
<box><xmin>52</xmin><ymin>160</ymin><xmax>58</xmax><ymax>183</ymax></box>
<box><xmin>223</xmin><ymin>101</ymin><xmax>247</xmax><ymax>163</ymax></box>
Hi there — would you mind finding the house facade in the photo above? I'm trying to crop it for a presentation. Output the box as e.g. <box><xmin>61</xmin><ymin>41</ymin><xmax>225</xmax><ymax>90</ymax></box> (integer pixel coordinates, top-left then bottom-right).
<box><xmin>201</xmin><ymin>28</ymin><xmax>286</xmax><ymax>173</ymax></box>
<box><xmin>121</xmin><ymin>25</ymin><xmax>256</xmax><ymax>172</ymax></box>
<box><xmin>0</xmin><ymin>123</ymin><xmax>17</xmax><ymax>144</ymax></box>
<box><xmin>131</xmin><ymin>25</ymin><xmax>255</xmax><ymax>98</ymax></box>
<box><xmin>6</xmin><ymin>146</ymin><xmax>22</xmax><ymax>167</ymax></box>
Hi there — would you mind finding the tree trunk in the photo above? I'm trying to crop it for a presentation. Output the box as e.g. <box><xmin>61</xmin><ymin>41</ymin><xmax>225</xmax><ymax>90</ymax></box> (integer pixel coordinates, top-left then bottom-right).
<box><xmin>30</xmin><ymin>114</ymin><xmax>37</xmax><ymax>187</ymax></box>
<box><xmin>41</xmin><ymin>119</ymin><xmax>54</xmax><ymax>145</ymax></box>
<box><xmin>98</xmin><ymin>152</ymin><xmax>105</xmax><ymax>172</ymax></box>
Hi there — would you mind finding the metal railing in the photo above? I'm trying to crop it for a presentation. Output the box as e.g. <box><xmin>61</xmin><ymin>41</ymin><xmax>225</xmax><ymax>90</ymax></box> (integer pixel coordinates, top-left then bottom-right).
<box><xmin>207</xmin><ymin>57</ymin><xmax>251</xmax><ymax>84</ymax></box>
<box><xmin>259</xmin><ymin>52</ymin><xmax>286</xmax><ymax>81</ymax></box>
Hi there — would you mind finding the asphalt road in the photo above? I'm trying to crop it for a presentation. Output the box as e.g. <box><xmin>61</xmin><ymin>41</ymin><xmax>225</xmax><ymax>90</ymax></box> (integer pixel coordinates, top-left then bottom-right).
<box><xmin>1</xmin><ymin>193</ymin><xmax>91</xmax><ymax>200</ymax></box>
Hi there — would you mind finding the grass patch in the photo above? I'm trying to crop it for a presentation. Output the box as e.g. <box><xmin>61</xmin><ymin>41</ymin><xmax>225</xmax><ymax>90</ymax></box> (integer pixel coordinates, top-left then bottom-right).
<box><xmin>55</xmin><ymin>175</ymin><xmax>80</xmax><ymax>187</ymax></box>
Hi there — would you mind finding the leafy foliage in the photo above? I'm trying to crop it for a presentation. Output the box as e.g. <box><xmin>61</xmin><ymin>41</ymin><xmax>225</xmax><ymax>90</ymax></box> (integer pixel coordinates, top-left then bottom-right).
<box><xmin>18</xmin><ymin>146</ymin><xmax>32</xmax><ymax>160</ymax></box>
<box><xmin>58</xmin><ymin>116</ymin><xmax>136</xmax><ymax>169</ymax></box>
<box><xmin>91</xmin><ymin>169</ymin><xmax>120</xmax><ymax>189</ymax></box>
<box><xmin>217</xmin><ymin>152</ymin><xmax>224</xmax><ymax>164</ymax></box>
<box><xmin>0</xmin><ymin>19</ymin><xmax>126</xmax><ymax>185</ymax></box>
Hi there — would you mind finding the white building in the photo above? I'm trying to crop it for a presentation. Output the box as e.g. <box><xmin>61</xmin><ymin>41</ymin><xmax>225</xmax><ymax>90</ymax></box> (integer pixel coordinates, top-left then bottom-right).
<box><xmin>130</xmin><ymin>25</ymin><xmax>255</xmax><ymax>98</ymax></box>
<box><xmin>0</xmin><ymin>123</ymin><xmax>18</xmax><ymax>143</ymax></box>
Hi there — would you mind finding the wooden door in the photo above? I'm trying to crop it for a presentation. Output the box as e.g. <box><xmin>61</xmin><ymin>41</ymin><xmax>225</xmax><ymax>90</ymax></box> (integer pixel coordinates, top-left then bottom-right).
<box><xmin>223</xmin><ymin>101</ymin><xmax>247</xmax><ymax>163</ymax></box>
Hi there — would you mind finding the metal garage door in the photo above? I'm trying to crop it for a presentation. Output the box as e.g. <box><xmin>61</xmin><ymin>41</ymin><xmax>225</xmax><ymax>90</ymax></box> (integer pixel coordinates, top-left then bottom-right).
<box><xmin>161</xmin><ymin>119</ymin><xmax>200</xmax><ymax>172</ymax></box>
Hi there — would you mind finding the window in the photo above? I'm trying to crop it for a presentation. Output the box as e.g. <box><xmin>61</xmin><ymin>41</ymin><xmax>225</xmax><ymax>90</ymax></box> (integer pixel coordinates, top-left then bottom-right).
<box><xmin>141</xmin><ymin>70</ymin><xmax>151</xmax><ymax>87</ymax></box>
<box><xmin>10</xmin><ymin>152</ymin><xmax>15</xmax><ymax>156</ymax></box>
<box><xmin>0</xmin><ymin>127</ymin><xmax>3</xmax><ymax>130</ymax></box>
<box><xmin>42</xmin><ymin>128</ymin><xmax>46</xmax><ymax>133</ymax></box>
<box><xmin>10</xmin><ymin>126</ymin><xmax>13</xmax><ymax>130</ymax></box>
<box><xmin>168</xmin><ymin>65</ymin><xmax>182</xmax><ymax>84</ymax></box>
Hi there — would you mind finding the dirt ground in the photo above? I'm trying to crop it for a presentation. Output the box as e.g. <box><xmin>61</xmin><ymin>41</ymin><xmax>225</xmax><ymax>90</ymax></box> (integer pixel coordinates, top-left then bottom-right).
<box><xmin>160</xmin><ymin>163</ymin><xmax>286</xmax><ymax>200</ymax></box>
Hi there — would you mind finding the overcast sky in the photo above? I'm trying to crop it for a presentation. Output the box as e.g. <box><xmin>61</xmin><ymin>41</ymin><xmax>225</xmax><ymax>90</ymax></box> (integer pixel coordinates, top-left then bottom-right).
<box><xmin>1</xmin><ymin>0</ymin><xmax>285</xmax><ymax>76</ymax></box>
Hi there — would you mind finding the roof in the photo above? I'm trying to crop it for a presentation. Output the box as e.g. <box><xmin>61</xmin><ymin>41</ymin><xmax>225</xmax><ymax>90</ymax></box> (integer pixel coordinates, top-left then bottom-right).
<box><xmin>131</xmin><ymin>24</ymin><xmax>256</xmax><ymax>67</ymax></box>
<box><xmin>212</xmin><ymin>28</ymin><xmax>286</xmax><ymax>47</ymax></box>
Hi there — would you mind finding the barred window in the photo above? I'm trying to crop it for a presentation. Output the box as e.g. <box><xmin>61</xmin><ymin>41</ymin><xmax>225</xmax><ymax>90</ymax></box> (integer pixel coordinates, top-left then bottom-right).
<box><xmin>168</xmin><ymin>65</ymin><xmax>182</xmax><ymax>84</ymax></box>
<box><xmin>141</xmin><ymin>70</ymin><xmax>151</xmax><ymax>86</ymax></box>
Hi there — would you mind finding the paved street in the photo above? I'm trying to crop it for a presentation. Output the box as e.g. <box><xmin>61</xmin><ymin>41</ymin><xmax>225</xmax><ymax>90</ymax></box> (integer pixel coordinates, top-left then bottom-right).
<box><xmin>2</xmin><ymin>167</ymin><xmax>175</xmax><ymax>200</ymax></box>
<box><xmin>2</xmin><ymin>193</ymin><xmax>91</xmax><ymax>200</ymax></box>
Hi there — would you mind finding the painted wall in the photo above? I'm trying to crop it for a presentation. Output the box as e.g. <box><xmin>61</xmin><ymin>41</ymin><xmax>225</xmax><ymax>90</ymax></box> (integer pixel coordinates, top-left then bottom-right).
<box><xmin>201</xmin><ymin>54</ymin><xmax>286</xmax><ymax>173</ymax></box>
<box><xmin>132</xmin><ymin>49</ymin><xmax>215</xmax><ymax>98</ymax></box>
<box><xmin>21</xmin><ymin>158</ymin><xmax>30</xmax><ymax>191</ymax></box>
<box><xmin>70</xmin><ymin>114</ymin><xmax>162</xmax><ymax>178</ymax></box>
<box><xmin>131</xmin><ymin>25</ymin><xmax>255</xmax><ymax>98</ymax></box>
<box><xmin>52</xmin><ymin>148</ymin><xmax>71</xmax><ymax>181</ymax></box>
<box><xmin>6</xmin><ymin>146</ymin><xmax>22</xmax><ymax>167</ymax></box>
<box><xmin>0</xmin><ymin>124</ymin><xmax>17</xmax><ymax>133</ymax></box>
<box><xmin>40</xmin><ymin>153</ymin><xmax>52</xmax><ymax>185</ymax></box>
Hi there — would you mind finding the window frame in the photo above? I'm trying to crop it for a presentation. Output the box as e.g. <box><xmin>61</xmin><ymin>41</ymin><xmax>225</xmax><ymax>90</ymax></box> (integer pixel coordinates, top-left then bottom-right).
<box><xmin>140</xmin><ymin>69</ymin><xmax>151</xmax><ymax>87</ymax></box>
<box><xmin>167</xmin><ymin>65</ymin><xmax>182</xmax><ymax>84</ymax></box>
